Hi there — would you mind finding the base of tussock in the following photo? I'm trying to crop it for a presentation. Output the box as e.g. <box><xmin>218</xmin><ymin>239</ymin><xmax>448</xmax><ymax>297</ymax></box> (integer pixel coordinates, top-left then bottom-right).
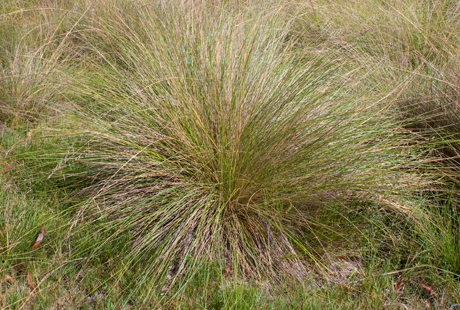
<box><xmin>1</xmin><ymin>172</ymin><xmax>460</xmax><ymax>308</ymax></box>
<box><xmin>2</xmin><ymin>0</ymin><xmax>460</xmax><ymax>308</ymax></box>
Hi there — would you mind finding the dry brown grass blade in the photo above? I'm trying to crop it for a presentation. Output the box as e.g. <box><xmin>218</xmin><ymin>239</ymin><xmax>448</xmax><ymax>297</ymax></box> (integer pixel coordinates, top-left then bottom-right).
<box><xmin>27</xmin><ymin>274</ymin><xmax>35</xmax><ymax>292</ymax></box>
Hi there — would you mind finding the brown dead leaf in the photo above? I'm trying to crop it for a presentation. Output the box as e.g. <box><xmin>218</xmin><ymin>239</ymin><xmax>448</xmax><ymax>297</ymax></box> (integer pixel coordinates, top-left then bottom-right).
<box><xmin>5</xmin><ymin>275</ymin><xmax>14</xmax><ymax>284</ymax></box>
<box><xmin>2</xmin><ymin>165</ymin><xmax>15</xmax><ymax>172</ymax></box>
<box><xmin>223</xmin><ymin>264</ymin><xmax>232</xmax><ymax>278</ymax></box>
<box><xmin>27</xmin><ymin>274</ymin><xmax>35</xmax><ymax>292</ymax></box>
<box><xmin>394</xmin><ymin>280</ymin><xmax>404</xmax><ymax>291</ymax></box>
<box><xmin>421</xmin><ymin>282</ymin><xmax>433</xmax><ymax>292</ymax></box>
<box><xmin>31</xmin><ymin>226</ymin><xmax>45</xmax><ymax>249</ymax></box>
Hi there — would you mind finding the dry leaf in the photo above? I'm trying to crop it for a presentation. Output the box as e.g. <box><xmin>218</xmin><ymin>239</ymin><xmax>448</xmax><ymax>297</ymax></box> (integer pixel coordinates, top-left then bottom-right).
<box><xmin>5</xmin><ymin>275</ymin><xmax>14</xmax><ymax>284</ymax></box>
<box><xmin>2</xmin><ymin>165</ymin><xmax>14</xmax><ymax>172</ymax></box>
<box><xmin>394</xmin><ymin>280</ymin><xmax>404</xmax><ymax>291</ymax></box>
<box><xmin>31</xmin><ymin>226</ymin><xmax>45</xmax><ymax>249</ymax></box>
<box><xmin>27</xmin><ymin>274</ymin><xmax>35</xmax><ymax>292</ymax></box>
<box><xmin>421</xmin><ymin>282</ymin><xmax>433</xmax><ymax>292</ymax></box>
<box><xmin>223</xmin><ymin>264</ymin><xmax>232</xmax><ymax>278</ymax></box>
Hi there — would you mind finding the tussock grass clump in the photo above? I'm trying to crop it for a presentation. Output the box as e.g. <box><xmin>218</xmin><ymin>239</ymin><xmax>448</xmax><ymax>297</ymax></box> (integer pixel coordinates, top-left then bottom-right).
<box><xmin>4</xmin><ymin>0</ymin><xmax>460</xmax><ymax>308</ymax></box>
<box><xmin>0</xmin><ymin>3</ymin><xmax>79</xmax><ymax>127</ymax></box>
<box><xmin>20</xmin><ymin>0</ymin><xmax>429</xmax><ymax>303</ymax></box>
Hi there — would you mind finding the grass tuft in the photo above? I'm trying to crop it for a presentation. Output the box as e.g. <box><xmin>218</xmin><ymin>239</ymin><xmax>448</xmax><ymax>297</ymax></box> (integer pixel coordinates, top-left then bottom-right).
<box><xmin>16</xmin><ymin>1</ymin><xmax>429</xmax><ymax>303</ymax></box>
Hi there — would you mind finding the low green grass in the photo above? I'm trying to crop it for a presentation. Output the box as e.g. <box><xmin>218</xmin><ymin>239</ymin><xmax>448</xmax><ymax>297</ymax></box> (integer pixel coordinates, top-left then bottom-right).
<box><xmin>2</xmin><ymin>0</ymin><xmax>460</xmax><ymax>309</ymax></box>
